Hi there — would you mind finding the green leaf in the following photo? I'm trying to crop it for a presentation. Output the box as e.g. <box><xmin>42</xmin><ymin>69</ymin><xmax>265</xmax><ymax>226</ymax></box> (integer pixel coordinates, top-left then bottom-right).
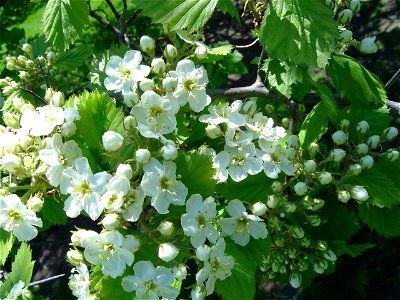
<box><xmin>40</xmin><ymin>195</ymin><xmax>67</xmax><ymax>225</ymax></box>
<box><xmin>344</xmin><ymin>159</ymin><xmax>400</xmax><ymax>208</ymax></box>
<box><xmin>314</xmin><ymin>82</ymin><xmax>341</xmax><ymax>127</ymax></box>
<box><xmin>215</xmin><ymin>239</ymin><xmax>267</xmax><ymax>300</ymax></box>
<box><xmin>209</xmin><ymin>44</ymin><xmax>234</xmax><ymax>56</ymax></box>
<box><xmin>9</xmin><ymin>243</ymin><xmax>34</xmax><ymax>286</ymax></box>
<box><xmin>42</xmin><ymin>0</ymin><xmax>89</xmax><ymax>49</ymax></box>
<box><xmin>135</xmin><ymin>0</ymin><xmax>218</xmax><ymax>33</ymax></box>
<box><xmin>329</xmin><ymin>241</ymin><xmax>375</xmax><ymax>258</ymax></box>
<box><xmin>54</xmin><ymin>45</ymin><xmax>92</xmax><ymax>69</ymax></box>
<box><xmin>31</xmin><ymin>36</ymin><xmax>47</xmax><ymax>59</ymax></box>
<box><xmin>100</xmin><ymin>275</ymin><xmax>133</xmax><ymax>299</ymax></box>
<box><xmin>358</xmin><ymin>204</ymin><xmax>400</xmax><ymax>237</ymax></box>
<box><xmin>262</xmin><ymin>58</ymin><xmax>311</xmax><ymax>98</ymax></box>
<box><xmin>298</xmin><ymin>101</ymin><xmax>328</xmax><ymax>149</ymax></box>
<box><xmin>216</xmin><ymin>173</ymin><xmax>274</xmax><ymax>203</ymax></box>
<box><xmin>217</xmin><ymin>0</ymin><xmax>240</xmax><ymax>20</ymax></box>
<box><xmin>0</xmin><ymin>229</ymin><xmax>14</xmax><ymax>266</ymax></box>
<box><xmin>327</xmin><ymin>54</ymin><xmax>387</xmax><ymax>107</ymax></box>
<box><xmin>218</xmin><ymin>50</ymin><xmax>248</xmax><ymax>74</ymax></box>
<box><xmin>175</xmin><ymin>152</ymin><xmax>216</xmax><ymax>197</ymax></box>
<box><xmin>260</xmin><ymin>0</ymin><xmax>338</xmax><ymax>68</ymax></box>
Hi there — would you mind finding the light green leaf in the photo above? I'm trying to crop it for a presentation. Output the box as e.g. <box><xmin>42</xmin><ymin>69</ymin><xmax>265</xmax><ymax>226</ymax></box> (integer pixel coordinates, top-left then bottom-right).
<box><xmin>327</xmin><ymin>54</ymin><xmax>387</xmax><ymax>107</ymax></box>
<box><xmin>42</xmin><ymin>0</ymin><xmax>89</xmax><ymax>49</ymax></box>
<box><xmin>218</xmin><ymin>50</ymin><xmax>248</xmax><ymax>74</ymax></box>
<box><xmin>9</xmin><ymin>243</ymin><xmax>34</xmax><ymax>286</ymax></box>
<box><xmin>217</xmin><ymin>0</ymin><xmax>240</xmax><ymax>20</ymax></box>
<box><xmin>329</xmin><ymin>241</ymin><xmax>375</xmax><ymax>258</ymax></box>
<box><xmin>299</xmin><ymin>101</ymin><xmax>329</xmax><ymax>149</ymax></box>
<box><xmin>135</xmin><ymin>0</ymin><xmax>218</xmax><ymax>33</ymax></box>
<box><xmin>54</xmin><ymin>45</ymin><xmax>92</xmax><ymax>69</ymax></box>
<box><xmin>344</xmin><ymin>159</ymin><xmax>400</xmax><ymax>208</ymax></box>
<box><xmin>358</xmin><ymin>204</ymin><xmax>400</xmax><ymax>237</ymax></box>
<box><xmin>175</xmin><ymin>152</ymin><xmax>216</xmax><ymax>197</ymax></box>
<box><xmin>209</xmin><ymin>44</ymin><xmax>234</xmax><ymax>56</ymax></box>
<box><xmin>0</xmin><ymin>229</ymin><xmax>14</xmax><ymax>266</ymax></box>
<box><xmin>216</xmin><ymin>173</ymin><xmax>274</xmax><ymax>203</ymax></box>
<box><xmin>260</xmin><ymin>0</ymin><xmax>338</xmax><ymax>68</ymax></box>
<box><xmin>100</xmin><ymin>275</ymin><xmax>133</xmax><ymax>299</ymax></box>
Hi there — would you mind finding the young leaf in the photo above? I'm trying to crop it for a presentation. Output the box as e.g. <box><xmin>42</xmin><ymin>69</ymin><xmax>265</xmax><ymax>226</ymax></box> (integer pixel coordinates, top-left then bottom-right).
<box><xmin>358</xmin><ymin>204</ymin><xmax>400</xmax><ymax>237</ymax></box>
<box><xmin>314</xmin><ymin>82</ymin><xmax>341</xmax><ymax>127</ymax></box>
<box><xmin>8</xmin><ymin>243</ymin><xmax>35</xmax><ymax>286</ymax></box>
<box><xmin>135</xmin><ymin>0</ymin><xmax>219</xmax><ymax>33</ymax></box>
<box><xmin>260</xmin><ymin>0</ymin><xmax>338</xmax><ymax>68</ymax></box>
<box><xmin>54</xmin><ymin>45</ymin><xmax>92</xmax><ymax>69</ymax></box>
<box><xmin>217</xmin><ymin>0</ymin><xmax>240</xmax><ymax>20</ymax></box>
<box><xmin>42</xmin><ymin>0</ymin><xmax>89</xmax><ymax>49</ymax></box>
<box><xmin>327</xmin><ymin>54</ymin><xmax>387</xmax><ymax>107</ymax></box>
<box><xmin>0</xmin><ymin>229</ymin><xmax>14</xmax><ymax>266</ymax></box>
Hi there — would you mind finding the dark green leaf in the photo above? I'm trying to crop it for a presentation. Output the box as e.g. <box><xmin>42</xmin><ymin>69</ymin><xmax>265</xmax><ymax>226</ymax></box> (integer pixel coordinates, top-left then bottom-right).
<box><xmin>40</xmin><ymin>195</ymin><xmax>67</xmax><ymax>225</ymax></box>
<box><xmin>0</xmin><ymin>229</ymin><xmax>14</xmax><ymax>266</ymax></box>
<box><xmin>217</xmin><ymin>0</ymin><xmax>240</xmax><ymax>20</ymax></box>
<box><xmin>219</xmin><ymin>50</ymin><xmax>248</xmax><ymax>74</ymax></box>
<box><xmin>54</xmin><ymin>45</ymin><xmax>92</xmax><ymax>69</ymax></box>
<box><xmin>327</xmin><ymin>54</ymin><xmax>387</xmax><ymax>107</ymax></box>
<box><xmin>358</xmin><ymin>204</ymin><xmax>400</xmax><ymax>237</ymax></box>
<box><xmin>329</xmin><ymin>241</ymin><xmax>375</xmax><ymax>258</ymax></box>
<box><xmin>31</xmin><ymin>36</ymin><xmax>47</xmax><ymax>59</ymax></box>
<box><xmin>314</xmin><ymin>82</ymin><xmax>341</xmax><ymax>127</ymax></box>
<box><xmin>260</xmin><ymin>0</ymin><xmax>338</xmax><ymax>68</ymax></box>
<box><xmin>299</xmin><ymin>101</ymin><xmax>328</xmax><ymax>149</ymax></box>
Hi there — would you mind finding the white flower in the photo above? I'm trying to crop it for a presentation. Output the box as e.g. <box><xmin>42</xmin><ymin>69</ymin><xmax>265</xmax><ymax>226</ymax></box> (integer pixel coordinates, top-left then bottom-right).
<box><xmin>294</xmin><ymin>182</ymin><xmax>308</xmax><ymax>196</ymax></box>
<box><xmin>224</xmin><ymin>126</ymin><xmax>253</xmax><ymax>147</ymax></box>
<box><xmin>60</xmin><ymin>157</ymin><xmax>111</xmax><ymax>220</ymax></box>
<box><xmin>246</xmin><ymin>112</ymin><xmax>286</xmax><ymax>141</ymax></box>
<box><xmin>69</xmin><ymin>263</ymin><xmax>91</xmax><ymax>300</ymax></box>
<box><xmin>169</xmin><ymin>59</ymin><xmax>211</xmax><ymax>112</ymax></box>
<box><xmin>140</xmin><ymin>158</ymin><xmax>188</xmax><ymax>214</ymax></box>
<box><xmin>213</xmin><ymin>143</ymin><xmax>263</xmax><ymax>182</ymax></box>
<box><xmin>360</xmin><ymin>37</ymin><xmax>378</xmax><ymax>54</ymax></box>
<box><xmin>20</xmin><ymin>105</ymin><xmax>65</xmax><ymax>136</ymax></box>
<box><xmin>199</xmin><ymin>100</ymin><xmax>246</xmax><ymax>129</ymax></box>
<box><xmin>181</xmin><ymin>194</ymin><xmax>219</xmax><ymax>248</ymax></box>
<box><xmin>121</xmin><ymin>187</ymin><xmax>145</xmax><ymax>222</ymax></box>
<box><xmin>122</xmin><ymin>261</ymin><xmax>179</xmax><ymax>299</ymax></box>
<box><xmin>104</xmin><ymin>50</ymin><xmax>150</xmax><ymax>94</ymax></box>
<box><xmin>195</xmin><ymin>239</ymin><xmax>234</xmax><ymax>295</ymax></box>
<box><xmin>259</xmin><ymin>143</ymin><xmax>297</xmax><ymax>179</ymax></box>
<box><xmin>158</xmin><ymin>243</ymin><xmax>179</xmax><ymax>262</ymax></box>
<box><xmin>101</xmin><ymin>174</ymin><xmax>130</xmax><ymax>213</ymax></box>
<box><xmin>5</xmin><ymin>280</ymin><xmax>31</xmax><ymax>300</ymax></box>
<box><xmin>102</xmin><ymin>131</ymin><xmax>123</xmax><ymax>152</ymax></box>
<box><xmin>0</xmin><ymin>194</ymin><xmax>42</xmax><ymax>241</ymax></box>
<box><xmin>219</xmin><ymin>199</ymin><xmax>268</xmax><ymax>246</ymax></box>
<box><xmin>332</xmin><ymin>131</ymin><xmax>347</xmax><ymax>145</ymax></box>
<box><xmin>39</xmin><ymin>133</ymin><xmax>82</xmax><ymax>187</ymax></box>
<box><xmin>74</xmin><ymin>230</ymin><xmax>139</xmax><ymax>278</ymax></box>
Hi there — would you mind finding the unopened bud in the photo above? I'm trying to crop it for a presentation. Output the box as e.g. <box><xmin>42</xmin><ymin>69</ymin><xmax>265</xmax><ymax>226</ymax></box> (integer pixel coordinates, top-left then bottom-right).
<box><xmin>351</xmin><ymin>186</ymin><xmax>369</xmax><ymax>202</ymax></box>
<box><xmin>304</xmin><ymin>160</ymin><xmax>317</xmax><ymax>173</ymax></box>
<box><xmin>356</xmin><ymin>120</ymin><xmax>369</xmax><ymax>134</ymax></box>
<box><xmin>194</xmin><ymin>45</ymin><xmax>208</xmax><ymax>59</ymax></box>
<box><xmin>331</xmin><ymin>148</ymin><xmax>346</xmax><ymax>162</ymax></box>
<box><xmin>151</xmin><ymin>58</ymin><xmax>166</xmax><ymax>74</ymax></box>
<box><xmin>338</xmin><ymin>190</ymin><xmax>351</xmax><ymax>203</ymax></box>
<box><xmin>287</xmin><ymin>135</ymin><xmax>300</xmax><ymax>149</ymax></box>
<box><xmin>140</xmin><ymin>36</ymin><xmax>155</xmax><ymax>54</ymax></box>
<box><xmin>242</xmin><ymin>100</ymin><xmax>257</xmax><ymax>116</ymax></box>
<box><xmin>196</xmin><ymin>245</ymin><xmax>211</xmax><ymax>261</ymax></box>
<box><xmin>102</xmin><ymin>131</ymin><xmax>123</xmax><ymax>152</ymax></box>
<box><xmin>308</xmin><ymin>142</ymin><xmax>320</xmax><ymax>158</ymax></box>
<box><xmin>387</xmin><ymin>149</ymin><xmax>399</xmax><ymax>161</ymax></box>
<box><xmin>356</xmin><ymin>143</ymin><xmax>369</xmax><ymax>155</ymax></box>
<box><xmin>252</xmin><ymin>202</ymin><xmax>267</xmax><ymax>216</ymax></box>
<box><xmin>367</xmin><ymin>135</ymin><xmax>380</xmax><ymax>149</ymax></box>
<box><xmin>205</xmin><ymin>124</ymin><xmax>222</xmax><ymax>139</ymax></box>
<box><xmin>27</xmin><ymin>196</ymin><xmax>43</xmax><ymax>212</ymax></box>
<box><xmin>349</xmin><ymin>164</ymin><xmax>362</xmax><ymax>175</ymax></box>
<box><xmin>332</xmin><ymin>130</ymin><xmax>347</xmax><ymax>145</ymax></box>
<box><xmin>338</xmin><ymin>9</ymin><xmax>353</xmax><ymax>23</ymax></box>
<box><xmin>116</xmin><ymin>164</ymin><xmax>133</xmax><ymax>180</ymax></box>
<box><xmin>360</xmin><ymin>37</ymin><xmax>378</xmax><ymax>54</ymax></box>
<box><xmin>163</xmin><ymin>44</ymin><xmax>178</xmax><ymax>61</ymax></box>
<box><xmin>383</xmin><ymin>127</ymin><xmax>398</xmax><ymax>141</ymax></box>
<box><xmin>349</xmin><ymin>0</ymin><xmax>361</xmax><ymax>13</ymax></box>
<box><xmin>67</xmin><ymin>250</ymin><xmax>84</xmax><ymax>266</ymax></box>
<box><xmin>339</xmin><ymin>30</ymin><xmax>353</xmax><ymax>43</ymax></box>
<box><xmin>102</xmin><ymin>213</ymin><xmax>120</xmax><ymax>230</ymax></box>
<box><xmin>319</xmin><ymin>172</ymin><xmax>333</xmax><ymax>185</ymax></box>
<box><xmin>272</xmin><ymin>181</ymin><xmax>283</xmax><ymax>193</ymax></box>
<box><xmin>124</xmin><ymin>115</ymin><xmax>137</xmax><ymax>131</ymax></box>
<box><xmin>161</xmin><ymin>143</ymin><xmax>178</xmax><ymax>160</ymax></box>
<box><xmin>360</xmin><ymin>155</ymin><xmax>374</xmax><ymax>169</ymax></box>
<box><xmin>135</xmin><ymin>148</ymin><xmax>151</xmax><ymax>164</ymax></box>
<box><xmin>158</xmin><ymin>221</ymin><xmax>174</xmax><ymax>236</ymax></box>
<box><xmin>123</xmin><ymin>92</ymin><xmax>138</xmax><ymax>107</ymax></box>
<box><xmin>162</xmin><ymin>77</ymin><xmax>178</xmax><ymax>93</ymax></box>
<box><xmin>294</xmin><ymin>182</ymin><xmax>308</xmax><ymax>196</ymax></box>
<box><xmin>139</xmin><ymin>78</ymin><xmax>155</xmax><ymax>92</ymax></box>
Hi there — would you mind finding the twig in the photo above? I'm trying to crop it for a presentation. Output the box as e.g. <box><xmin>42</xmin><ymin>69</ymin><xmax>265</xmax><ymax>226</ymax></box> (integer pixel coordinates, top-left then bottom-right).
<box><xmin>28</xmin><ymin>274</ymin><xmax>65</xmax><ymax>287</ymax></box>
<box><xmin>65</xmin><ymin>82</ymin><xmax>90</xmax><ymax>99</ymax></box>
<box><xmin>236</xmin><ymin>38</ymin><xmax>260</xmax><ymax>49</ymax></box>
<box><xmin>105</xmin><ymin>0</ymin><xmax>120</xmax><ymax>19</ymax></box>
<box><xmin>20</xmin><ymin>88</ymin><xmax>47</xmax><ymax>104</ymax></box>
<box><xmin>36</xmin><ymin>59</ymin><xmax>49</xmax><ymax>88</ymax></box>
<box><xmin>385</xmin><ymin>69</ymin><xmax>400</xmax><ymax>90</ymax></box>
<box><xmin>126</xmin><ymin>10</ymin><xmax>142</xmax><ymax>26</ymax></box>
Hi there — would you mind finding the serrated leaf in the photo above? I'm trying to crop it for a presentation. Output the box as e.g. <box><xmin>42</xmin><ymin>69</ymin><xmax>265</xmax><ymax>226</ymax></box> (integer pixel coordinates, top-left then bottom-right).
<box><xmin>260</xmin><ymin>0</ymin><xmax>338</xmax><ymax>68</ymax></box>
<box><xmin>54</xmin><ymin>45</ymin><xmax>92</xmax><ymax>69</ymax></box>
<box><xmin>358</xmin><ymin>204</ymin><xmax>400</xmax><ymax>237</ymax></box>
<box><xmin>215</xmin><ymin>239</ymin><xmax>267</xmax><ymax>300</ymax></box>
<box><xmin>9</xmin><ymin>243</ymin><xmax>34</xmax><ymax>286</ymax></box>
<box><xmin>327</xmin><ymin>54</ymin><xmax>387</xmax><ymax>107</ymax></box>
<box><xmin>219</xmin><ymin>50</ymin><xmax>248</xmax><ymax>74</ymax></box>
<box><xmin>329</xmin><ymin>241</ymin><xmax>375</xmax><ymax>258</ymax></box>
<box><xmin>135</xmin><ymin>0</ymin><xmax>218</xmax><ymax>33</ymax></box>
<box><xmin>100</xmin><ymin>275</ymin><xmax>133</xmax><ymax>299</ymax></box>
<box><xmin>217</xmin><ymin>0</ymin><xmax>240</xmax><ymax>20</ymax></box>
<box><xmin>31</xmin><ymin>36</ymin><xmax>47</xmax><ymax>59</ymax></box>
<box><xmin>209</xmin><ymin>45</ymin><xmax>234</xmax><ymax>56</ymax></box>
<box><xmin>314</xmin><ymin>82</ymin><xmax>341</xmax><ymax>127</ymax></box>
<box><xmin>216</xmin><ymin>173</ymin><xmax>274</xmax><ymax>203</ymax></box>
<box><xmin>42</xmin><ymin>0</ymin><xmax>89</xmax><ymax>49</ymax></box>
<box><xmin>0</xmin><ymin>229</ymin><xmax>14</xmax><ymax>266</ymax></box>
<box><xmin>40</xmin><ymin>195</ymin><xmax>67</xmax><ymax>225</ymax></box>
<box><xmin>344</xmin><ymin>159</ymin><xmax>400</xmax><ymax>208</ymax></box>
<box><xmin>299</xmin><ymin>101</ymin><xmax>329</xmax><ymax>149</ymax></box>
<box><xmin>175</xmin><ymin>152</ymin><xmax>216</xmax><ymax>197</ymax></box>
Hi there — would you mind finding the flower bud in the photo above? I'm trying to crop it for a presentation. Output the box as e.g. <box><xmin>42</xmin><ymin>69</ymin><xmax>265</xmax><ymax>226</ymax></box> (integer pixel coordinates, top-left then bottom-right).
<box><xmin>349</xmin><ymin>0</ymin><xmax>361</xmax><ymax>13</ymax></box>
<box><xmin>265</xmin><ymin>104</ymin><xmax>275</xmax><ymax>115</ymax></box>
<box><xmin>163</xmin><ymin>44</ymin><xmax>178</xmax><ymax>61</ymax></box>
<box><xmin>338</xmin><ymin>190</ymin><xmax>351</xmax><ymax>203</ymax></box>
<box><xmin>332</xmin><ymin>130</ymin><xmax>347</xmax><ymax>145</ymax></box>
<box><xmin>294</xmin><ymin>182</ymin><xmax>308</xmax><ymax>196</ymax></box>
<box><xmin>272</xmin><ymin>181</ymin><xmax>283</xmax><ymax>193</ymax></box>
<box><xmin>356</xmin><ymin>143</ymin><xmax>369</xmax><ymax>155</ymax></box>
<box><xmin>349</xmin><ymin>164</ymin><xmax>362</xmax><ymax>175</ymax></box>
<box><xmin>62</xmin><ymin>121</ymin><xmax>77</xmax><ymax>137</ymax></box>
<box><xmin>123</xmin><ymin>92</ymin><xmax>138</xmax><ymax>107</ymax></box>
<box><xmin>25</xmin><ymin>59</ymin><xmax>35</xmax><ymax>69</ymax></box>
<box><xmin>66</xmin><ymin>250</ymin><xmax>84</xmax><ymax>266</ymax></box>
<box><xmin>158</xmin><ymin>243</ymin><xmax>179</xmax><ymax>262</ymax></box>
<box><xmin>287</xmin><ymin>135</ymin><xmax>300</xmax><ymax>149</ymax></box>
<box><xmin>331</xmin><ymin>148</ymin><xmax>346</xmax><ymax>162</ymax></box>
<box><xmin>323</xmin><ymin>249</ymin><xmax>337</xmax><ymax>262</ymax></box>
<box><xmin>205</xmin><ymin>124</ymin><xmax>222</xmax><ymax>139</ymax></box>
<box><xmin>267</xmin><ymin>195</ymin><xmax>279</xmax><ymax>208</ymax></box>
<box><xmin>291</xmin><ymin>226</ymin><xmax>305</xmax><ymax>239</ymax></box>
<box><xmin>242</xmin><ymin>100</ymin><xmax>257</xmax><ymax>116</ymax></box>
<box><xmin>351</xmin><ymin>186</ymin><xmax>369</xmax><ymax>202</ymax></box>
<box><xmin>46</xmin><ymin>51</ymin><xmax>56</xmax><ymax>61</ymax></box>
<box><xmin>195</xmin><ymin>45</ymin><xmax>208</xmax><ymax>59</ymax></box>
<box><xmin>1</xmin><ymin>153</ymin><xmax>21</xmax><ymax>172</ymax></box>
<box><xmin>27</xmin><ymin>196</ymin><xmax>43</xmax><ymax>212</ymax></box>
<box><xmin>102</xmin><ymin>213</ymin><xmax>120</xmax><ymax>230</ymax></box>
<box><xmin>308</xmin><ymin>142</ymin><xmax>320</xmax><ymax>158</ymax></box>
<box><xmin>3</xmin><ymin>112</ymin><xmax>20</xmax><ymax>129</ymax></box>
<box><xmin>319</xmin><ymin>172</ymin><xmax>333</xmax><ymax>185</ymax></box>
<box><xmin>135</xmin><ymin>148</ymin><xmax>151</xmax><ymax>164</ymax></box>
<box><xmin>360</xmin><ymin>155</ymin><xmax>374</xmax><ymax>169</ymax></box>
<box><xmin>191</xmin><ymin>284</ymin><xmax>206</xmax><ymax>300</ymax></box>
<box><xmin>158</xmin><ymin>221</ymin><xmax>174</xmax><ymax>236</ymax></box>
<box><xmin>356</xmin><ymin>120</ymin><xmax>369</xmax><ymax>134</ymax></box>
<box><xmin>12</xmin><ymin>97</ymin><xmax>24</xmax><ymax>111</ymax></box>
<box><xmin>21</xmin><ymin>43</ymin><xmax>32</xmax><ymax>54</ymax></box>
<box><xmin>289</xmin><ymin>272</ymin><xmax>302</xmax><ymax>288</ymax></box>
<box><xmin>360</xmin><ymin>37</ymin><xmax>378</xmax><ymax>54</ymax></box>
<box><xmin>386</xmin><ymin>149</ymin><xmax>399</xmax><ymax>161</ymax></box>
<box><xmin>139</xmin><ymin>78</ymin><xmax>155</xmax><ymax>91</ymax></box>
<box><xmin>124</xmin><ymin>116</ymin><xmax>137</xmax><ymax>131</ymax></box>
<box><xmin>308</xmin><ymin>214</ymin><xmax>321</xmax><ymax>226</ymax></box>
<box><xmin>172</xmin><ymin>264</ymin><xmax>187</xmax><ymax>280</ymax></box>
<box><xmin>252</xmin><ymin>202</ymin><xmax>267</xmax><ymax>216</ymax></box>
<box><xmin>52</xmin><ymin>91</ymin><xmax>65</xmax><ymax>106</ymax></box>
<box><xmin>339</xmin><ymin>30</ymin><xmax>353</xmax><ymax>43</ymax></box>
<box><xmin>367</xmin><ymin>135</ymin><xmax>380</xmax><ymax>149</ymax></box>
<box><xmin>281</xmin><ymin>117</ymin><xmax>290</xmax><ymax>128</ymax></box>
<box><xmin>304</xmin><ymin>160</ymin><xmax>317</xmax><ymax>173</ymax></box>
<box><xmin>140</xmin><ymin>36</ymin><xmax>155</xmax><ymax>54</ymax></box>
<box><xmin>116</xmin><ymin>164</ymin><xmax>133</xmax><ymax>180</ymax></box>
<box><xmin>285</xmin><ymin>148</ymin><xmax>297</xmax><ymax>160</ymax></box>
<box><xmin>19</xmin><ymin>71</ymin><xmax>29</xmax><ymax>80</ymax></box>
<box><xmin>338</xmin><ymin>9</ymin><xmax>353</xmax><ymax>23</ymax></box>
<box><xmin>161</xmin><ymin>143</ymin><xmax>178</xmax><ymax>160</ymax></box>
<box><xmin>162</xmin><ymin>77</ymin><xmax>178</xmax><ymax>92</ymax></box>
<box><xmin>151</xmin><ymin>58</ymin><xmax>166</xmax><ymax>74</ymax></box>
<box><xmin>383</xmin><ymin>127</ymin><xmax>398</xmax><ymax>141</ymax></box>
<box><xmin>196</xmin><ymin>245</ymin><xmax>211</xmax><ymax>261</ymax></box>
<box><xmin>102</xmin><ymin>131</ymin><xmax>123</xmax><ymax>152</ymax></box>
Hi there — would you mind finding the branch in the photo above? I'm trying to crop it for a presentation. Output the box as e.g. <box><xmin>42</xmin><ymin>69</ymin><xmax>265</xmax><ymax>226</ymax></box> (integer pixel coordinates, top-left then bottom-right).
<box><xmin>105</xmin><ymin>0</ymin><xmax>120</xmax><ymax>19</ymax></box>
<box><xmin>385</xmin><ymin>69</ymin><xmax>400</xmax><ymax>90</ymax></box>
<box><xmin>20</xmin><ymin>88</ymin><xmax>47</xmax><ymax>104</ymax></box>
<box><xmin>126</xmin><ymin>10</ymin><xmax>142</xmax><ymax>26</ymax></box>
<box><xmin>119</xmin><ymin>0</ymin><xmax>128</xmax><ymax>45</ymax></box>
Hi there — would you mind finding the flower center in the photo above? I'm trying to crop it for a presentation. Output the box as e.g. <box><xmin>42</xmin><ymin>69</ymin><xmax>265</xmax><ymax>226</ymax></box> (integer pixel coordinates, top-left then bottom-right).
<box><xmin>197</xmin><ymin>214</ymin><xmax>206</xmax><ymax>228</ymax></box>
<box><xmin>77</xmin><ymin>181</ymin><xmax>91</xmax><ymax>195</ymax></box>
<box><xmin>183</xmin><ymin>79</ymin><xmax>197</xmax><ymax>92</ymax></box>
<box><xmin>232</xmin><ymin>154</ymin><xmax>244</xmax><ymax>166</ymax></box>
<box><xmin>159</xmin><ymin>176</ymin><xmax>173</xmax><ymax>190</ymax></box>
<box><xmin>8</xmin><ymin>209</ymin><xmax>21</xmax><ymax>220</ymax></box>
<box><xmin>118</xmin><ymin>67</ymin><xmax>132</xmax><ymax>81</ymax></box>
<box><xmin>149</xmin><ymin>105</ymin><xmax>164</xmax><ymax>117</ymax></box>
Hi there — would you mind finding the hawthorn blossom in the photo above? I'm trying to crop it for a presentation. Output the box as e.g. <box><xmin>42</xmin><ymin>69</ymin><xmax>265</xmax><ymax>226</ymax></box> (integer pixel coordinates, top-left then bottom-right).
<box><xmin>219</xmin><ymin>199</ymin><xmax>268</xmax><ymax>246</ymax></box>
<box><xmin>140</xmin><ymin>158</ymin><xmax>188</xmax><ymax>214</ymax></box>
<box><xmin>181</xmin><ymin>194</ymin><xmax>219</xmax><ymax>248</ymax></box>
<box><xmin>122</xmin><ymin>261</ymin><xmax>179</xmax><ymax>299</ymax></box>
<box><xmin>20</xmin><ymin>105</ymin><xmax>67</xmax><ymax>136</ymax></box>
<box><xmin>101</xmin><ymin>174</ymin><xmax>130</xmax><ymax>213</ymax></box>
<box><xmin>104</xmin><ymin>50</ymin><xmax>150</xmax><ymax>94</ymax></box>
<box><xmin>69</xmin><ymin>263</ymin><xmax>92</xmax><ymax>300</ymax></box>
<box><xmin>121</xmin><ymin>187</ymin><xmax>145</xmax><ymax>222</ymax></box>
<box><xmin>5</xmin><ymin>280</ymin><xmax>31</xmax><ymax>300</ymax></box>
<box><xmin>169</xmin><ymin>59</ymin><xmax>211</xmax><ymax>112</ymax></box>
<box><xmin>60</xmin><ymin>157</ymin><xmax>111</xmax><ymax>220</ymax></box>
<box><xmin>246</xmin><ymin>112</ymin><xmax>286</xmax><ymax>141</ymax></box>
<box><xmin>199</xmin><ymin>100</ymin><xmax>246</xmax><ymax>128</ymax></box>
<box><xmin>259</xmin><ymin>142</ymin><xmax>297</xmax><ymax>179</ymax></box>
<box><xmin>0</xmin><ymin>194</ymin><xmax>42</xmax><ymax>241</ymax></box>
